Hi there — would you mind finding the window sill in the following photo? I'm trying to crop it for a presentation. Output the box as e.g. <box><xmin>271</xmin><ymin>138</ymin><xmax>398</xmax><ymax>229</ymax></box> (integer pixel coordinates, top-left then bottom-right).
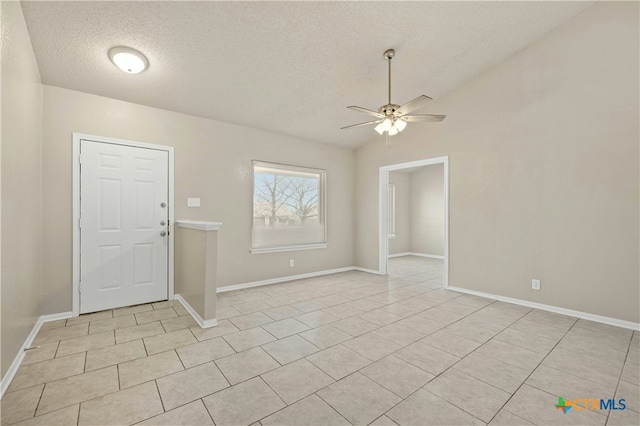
<box><xmin>251</xmin><ymin>243</ymin><xmax>328</xmax><ymax>254</ymax></box>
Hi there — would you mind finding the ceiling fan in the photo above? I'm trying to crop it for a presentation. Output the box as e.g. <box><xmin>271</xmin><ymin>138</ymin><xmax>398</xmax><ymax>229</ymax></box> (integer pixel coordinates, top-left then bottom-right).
<box><xmin>341</xmin><ymin>49</ymin><xmax>445</xmax><ymax>145</ymax></box>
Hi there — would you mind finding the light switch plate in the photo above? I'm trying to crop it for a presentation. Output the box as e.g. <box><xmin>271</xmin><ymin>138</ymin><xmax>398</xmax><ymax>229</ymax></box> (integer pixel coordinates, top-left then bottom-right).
<box><xmin>187</xmin><ymin>197</ymin><xmax>200</xmax><ymax>207</ymax></box>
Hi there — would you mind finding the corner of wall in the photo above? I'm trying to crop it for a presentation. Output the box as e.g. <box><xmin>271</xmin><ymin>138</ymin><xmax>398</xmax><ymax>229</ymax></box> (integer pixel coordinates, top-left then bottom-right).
<box><xmin>1</xmin><ymin>0</ymin><xmax>45</xmax><ymax>380</ymax></box>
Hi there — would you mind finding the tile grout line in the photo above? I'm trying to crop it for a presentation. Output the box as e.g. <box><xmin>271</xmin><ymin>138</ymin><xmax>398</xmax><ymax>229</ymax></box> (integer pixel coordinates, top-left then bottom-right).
<box><xmin>313</xmin><ymin>378</ymin><xmax>368</xmax><ymax>425</ymax></box>
<box><xmin>8</xmin><ymin>307</ymin><xmax>200</xmax><ymax>423</ymax></box>
<box><xmin>211</xmin><ymin>358</ymin><xmax>234</xmax><ymax>389</ymax></box>
<box><xmin>483</xmin><ymin>319</ymin><xmax>583</xmax><ymax>424</ymax></box>
<box><xmin>255</xmin><ymin>375</ymin><xmax>289</xmax><ymax>415</ymax></box>
<box><xmin>259</xmin><ymin>379</ymin><xmax>350</xmax><ymax>425</ymax></box>
<box><xmin>358</xmin><ymin>298</ymin><xmax>552</xmax><ymax>421</ymax></box>
<box><xmin>604</xmin><ymin>329</ymin><xmax>635</xmax><ymax>425</ymax></box>
<box><xmin>174</xmin><ymin>349</ymin><xmax>187</xmax><ymax>370</ymax></box>
<box><xmin>200</xmin><ymin>396</ymin><xmax>217</xmax><ymax>424</ymax></box>
<box><xmin>14</xmin><ymin>367</ymin><xmax>127</xmax><ymax>425</ymax></box>
<box><xmin>153</xmin><ymin>379</ymin><xmax>167</xmax><ymax>413</ymax></box>
<box><xmin>359</xmin><ymin>302</ymin><xmax>530</xmax><ymax>424</ymax></box>
<box><xmin>53</xmin><ymin>339</ymin><xmax>62</xmax><ymax>360</ymax></box>
<box><xmin>29</xmin><ymin>382</ymin><xmax>47</xmax><ymax>423</ymax></box>
<box><xmin>522</xmin><ymin>323</ymin><xmax>635</xmax><ymax>384</ymax></box>
<box><xmin>117</xmin><ymin>363</ymin><xmax>121</xmax><ymax>391</ymax></box>
<box><xmin>141</xmin><ymin>336</ymin><xmax>150</xmax><ymax>357</ymax></box>
<box><xmin>197</xmin><ymin>398</ymin><xmax>216</xmax><ymax>425</ymax></box>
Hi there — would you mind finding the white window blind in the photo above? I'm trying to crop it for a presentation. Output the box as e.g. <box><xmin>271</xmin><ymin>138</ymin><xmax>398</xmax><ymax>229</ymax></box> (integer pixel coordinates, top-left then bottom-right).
<box><xmin>252</xmin><ymin>161</ymin><xmax>327</xmax><ymax>253</ymax></box>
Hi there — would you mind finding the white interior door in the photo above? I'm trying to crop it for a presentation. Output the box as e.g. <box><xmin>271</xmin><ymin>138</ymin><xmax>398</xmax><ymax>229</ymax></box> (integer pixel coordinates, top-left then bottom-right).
<box><xmin>80</xmin><ymin>140</ymin><xmax>169</xmax><ymax>313</ymax></box>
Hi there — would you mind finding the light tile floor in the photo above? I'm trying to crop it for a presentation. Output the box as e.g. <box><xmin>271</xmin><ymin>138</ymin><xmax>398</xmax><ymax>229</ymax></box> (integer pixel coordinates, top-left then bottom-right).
<box><xmin>2</xmin><ymin>256</ymin><xmax>639</xmax><ymax>425</ymax></box>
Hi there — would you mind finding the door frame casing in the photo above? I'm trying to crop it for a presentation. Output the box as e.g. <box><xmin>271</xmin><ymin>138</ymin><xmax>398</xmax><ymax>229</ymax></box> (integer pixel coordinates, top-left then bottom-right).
<box><xmin>72</xmin><ymin>133</ymin><xmax>175</xmax><ymax>317</ymax></box>
<box><xmin>378</xmin><ymin>156</ymin><xmax>449</xmax><ymax>288</ymax></box>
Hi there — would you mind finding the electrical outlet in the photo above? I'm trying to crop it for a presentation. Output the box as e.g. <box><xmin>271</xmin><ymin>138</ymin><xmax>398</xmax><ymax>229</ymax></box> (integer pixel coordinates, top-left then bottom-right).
<box><xmin>187</xmin><ymin>197</ymin><xmax>200</xmax><ymax>207</ymax></box>
<box><xmin>289</xmin><ymin>259</ymin><xmax>294</xmax><ymax>267</ymax></box>
<box><xmin>532</xmin><ymin>279</ymin><xmax>541</xmax><ymax>291</ymax></box>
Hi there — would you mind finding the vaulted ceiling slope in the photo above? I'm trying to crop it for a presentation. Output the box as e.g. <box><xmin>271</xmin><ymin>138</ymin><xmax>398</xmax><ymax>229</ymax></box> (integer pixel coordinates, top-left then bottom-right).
<box><xmin>21</xmin><ymin>1</ymin><xmax>592</xmax><ymax>148</ymax></box>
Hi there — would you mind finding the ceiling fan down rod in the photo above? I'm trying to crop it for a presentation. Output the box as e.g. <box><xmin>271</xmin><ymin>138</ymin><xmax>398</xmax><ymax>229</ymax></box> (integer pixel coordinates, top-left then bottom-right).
<box><xmin>384</xmin><ymin>49</ymin><xmax>395</xmax><ymax>106</ymax></box>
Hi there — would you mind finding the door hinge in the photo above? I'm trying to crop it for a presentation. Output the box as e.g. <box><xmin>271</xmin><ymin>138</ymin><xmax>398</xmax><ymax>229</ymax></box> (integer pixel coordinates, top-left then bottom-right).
<box><xmin>78</xmin><ymin>217</ymin><xmax>82</xmax><ymax>228</ymax></box>
<box><xmin>79</xmin><ymin>154</ymin><xmax>82</xmax><ymax>164</ymax></box>
<box><xmin>78</xmin><ymin>281</ymin><xmax>82</xmax><ymax>293</ymax></box>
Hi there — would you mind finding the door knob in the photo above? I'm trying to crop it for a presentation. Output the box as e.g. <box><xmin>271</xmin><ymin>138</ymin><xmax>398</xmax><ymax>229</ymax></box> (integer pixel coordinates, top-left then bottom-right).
<box><xmin>160</xmin><ymin>202</ymin><xmax>166</xmax><ymax>208</ymax></box>
<box><xmin>160</xmin><ymin>231</ymin><xmax>166</xmax><ymax>237</ymax></box>
<box><xmin>160</xmin><ymin>221</ymin><xmax>166</xmax><ymax>226</ymax></box>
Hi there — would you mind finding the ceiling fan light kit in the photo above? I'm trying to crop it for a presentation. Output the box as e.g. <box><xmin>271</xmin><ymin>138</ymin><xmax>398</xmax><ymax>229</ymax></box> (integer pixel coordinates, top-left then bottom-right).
<box><xmin>374</xmin><ymin>118</ymin><xmax>393</xmax><ymax>134</ymax></box>
<box><xmin>393</xmin><ymin>118</ymin><xmax>407</xmax><ymax>132</ymax></box>
<box><xmin>342</xmin><ymin>48</ymin><xmax>445</xmax><ymax>146</ymax></box>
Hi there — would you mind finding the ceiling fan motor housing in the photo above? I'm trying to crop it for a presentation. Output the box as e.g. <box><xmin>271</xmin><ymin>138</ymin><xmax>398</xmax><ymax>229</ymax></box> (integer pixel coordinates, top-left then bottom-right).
<box><xmin>379</xmin><ymin>104</ymin><xmax>401</xmax><ymax>116</ymax></box>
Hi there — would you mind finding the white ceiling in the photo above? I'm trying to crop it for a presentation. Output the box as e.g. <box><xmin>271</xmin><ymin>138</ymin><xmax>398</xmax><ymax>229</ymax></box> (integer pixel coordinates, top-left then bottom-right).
<box><xmin>21</xmin><ymin>1</ymin><xmax>592</xmax><ymax>148</ymax></box>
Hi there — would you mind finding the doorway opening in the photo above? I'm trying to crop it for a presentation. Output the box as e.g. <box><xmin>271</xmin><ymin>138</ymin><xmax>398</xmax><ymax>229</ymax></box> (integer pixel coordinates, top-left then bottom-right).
<box><xmin>378</xmin><ymin>156</ymin><xmax>448</xmax><ymax>288</ymax></box>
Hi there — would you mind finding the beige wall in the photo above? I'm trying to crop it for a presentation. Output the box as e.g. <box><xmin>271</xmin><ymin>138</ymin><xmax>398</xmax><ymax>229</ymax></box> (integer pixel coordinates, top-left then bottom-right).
<box><xmin>1</xmin><ymin>1</ymin><xmax>43</xmax><ymax>377</ymax></box>
<box><xmin>410</xmin><ymin>164</ymin><xmax>444</xmax><ymax>256</ymax></box>
<box><xmin>175</xmin><ymin>227</ymin><xmax>206</xmax><ymax>317</ymax></box>
<box><xmin>41</xmin><ymin>86</ymin><xmax>355</xmax><ymax>314</ymax></box>
<box><xmin>175</xmin><ymin>226</ymin><xmax>219</xmax><ymax>321</ymax></box>
<box><xmin>388</xmin><ymin>171</ymin><xmax>410</xmax><ymax>255</ymax></box>
<box><xmin>355</xmin><ymin>2</ymin><xmax>639</xmax><ymax>322</ymax></box>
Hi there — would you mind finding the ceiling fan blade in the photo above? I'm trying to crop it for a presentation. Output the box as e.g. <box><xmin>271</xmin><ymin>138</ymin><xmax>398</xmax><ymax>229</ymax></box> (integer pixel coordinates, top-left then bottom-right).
<box><xmin>396</xmin><ymin>95</ymin><xmax>433</xmax><ymax>115</ymax></box>
<box><xmin>401</xmin><ymin>114</ymin><xmax>446</xmax><ymax>122</ymax></box>
<box><xmin>341</xmin><ymin>119</ymin><xmax>383</xmax><ymax>130</ymax></box>
<box><xmin>347</xmin><ymin>106</ymin><xmax>384</xmax><ymax>118</ymax></box>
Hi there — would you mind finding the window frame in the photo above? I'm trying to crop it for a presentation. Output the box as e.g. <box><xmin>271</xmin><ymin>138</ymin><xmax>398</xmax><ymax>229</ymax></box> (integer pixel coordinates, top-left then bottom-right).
<box><xmin>251</xmin><ymin>160</ymin><xmax>327</xmax><ymax>254</ymax></box>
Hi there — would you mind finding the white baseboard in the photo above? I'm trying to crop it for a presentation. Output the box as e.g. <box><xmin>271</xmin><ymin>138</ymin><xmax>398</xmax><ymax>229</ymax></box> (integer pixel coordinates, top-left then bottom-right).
<box><xmin>40</xmin><ymin>312</ymin><xmax>74</xmax><ymax>322</ymax></box>
<box><xmin>216</xmin><ymin>267</ymin><xmax>356</xmax><ymax>293</ymax></box>
<box><xmin>1</xmin><ymin>311</ymin><xmax>73</xmax><ymax>399</ymax></box>
<box><xmin>353</xmin><ymin>267</ymin><xmax>383</xmax><ymax>275</ymax></box>
<box><xmin>388</xmin><ymin>252</ymin><xmax>411</xmax><ymax>258</ymax></box>
<box><xmin>447</xmin><ymin>286</ymin><xmax>640</xmax><ymax>331</ymax></box>
<box><xmin>409</xmin><ymin>252</ymin><xmax>445</xmax><ymax>260</ymax></box>
<box><xmin>388</xmin><ymin>252</ymin><xmax>445</xmax><ymax>260</ymax></box>
<box><xmin>173</xmin><ymin>295</ymin><xmax>217</xmax><ymax>329</ymax></box>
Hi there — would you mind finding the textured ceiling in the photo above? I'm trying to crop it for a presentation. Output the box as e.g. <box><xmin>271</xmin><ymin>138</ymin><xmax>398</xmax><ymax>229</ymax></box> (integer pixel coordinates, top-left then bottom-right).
<box><xmin>21</xmin><ymin>1</ymin><xmax>592</xmax><ymax>148</ymax></box>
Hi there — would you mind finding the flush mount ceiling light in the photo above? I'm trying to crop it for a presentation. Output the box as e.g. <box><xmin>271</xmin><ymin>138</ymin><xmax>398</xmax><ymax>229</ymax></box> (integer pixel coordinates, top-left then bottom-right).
<box><xmin>109</xmin><ymin>46</ymin><xmax>148</xmax><ymax>74</ymax></box>
<box><xmin>342</xmin><ymin>49</ymin><xmax>446</xmax><ymax>146</ymax></box>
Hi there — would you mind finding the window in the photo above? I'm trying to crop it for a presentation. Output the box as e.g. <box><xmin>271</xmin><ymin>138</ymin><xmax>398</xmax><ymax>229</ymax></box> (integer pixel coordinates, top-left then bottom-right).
<box><xmin>388</xmin><ymin>183</ymin><xmax>396</xmax><ymax>238</ymax></box>
<box><xmin>252</xmin><ymin>161</ymin><xmax>327</xmax><ymax>253</ymax></box>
